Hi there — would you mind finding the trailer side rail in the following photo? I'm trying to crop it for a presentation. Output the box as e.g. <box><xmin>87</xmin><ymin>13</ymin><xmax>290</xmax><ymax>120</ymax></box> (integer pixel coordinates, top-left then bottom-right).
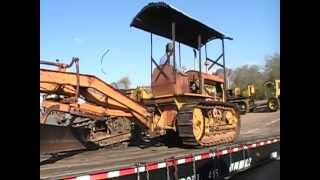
<box><xmin>51</xmin><ymin>137</ymin><xmax>280</xmax><ymax>180</ymax></box>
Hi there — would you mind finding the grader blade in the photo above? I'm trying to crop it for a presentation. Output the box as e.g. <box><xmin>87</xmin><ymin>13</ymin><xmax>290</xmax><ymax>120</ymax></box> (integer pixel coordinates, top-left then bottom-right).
<box><xmin>40</xmin><ymin>124</ymin><xmax>90</xmax><ymax>154</ymax></box>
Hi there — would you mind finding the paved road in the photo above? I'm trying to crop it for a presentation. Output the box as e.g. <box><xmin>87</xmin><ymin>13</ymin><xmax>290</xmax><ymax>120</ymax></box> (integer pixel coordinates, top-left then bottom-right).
<box><xmin>40</xmin><ymin>111</ymin><xmax>280</xmax><ymax>179</ymax></box>
<box><xmin>238</xmin><ymin>111</ymin><xmax>280</xmax><ymax>141</ymax></box>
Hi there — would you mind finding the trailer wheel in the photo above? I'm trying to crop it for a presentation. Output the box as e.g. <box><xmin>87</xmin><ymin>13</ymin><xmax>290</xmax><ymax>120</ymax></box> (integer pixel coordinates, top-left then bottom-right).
<box><xmin>267</xmin><ymin>97</ymin><xmax>279</xmax><ymax>112</ymax></box>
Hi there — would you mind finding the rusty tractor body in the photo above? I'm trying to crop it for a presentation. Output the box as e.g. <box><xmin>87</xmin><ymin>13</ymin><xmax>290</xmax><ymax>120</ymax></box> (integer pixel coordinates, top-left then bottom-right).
<box><xmin>40</xmin><ymin>2</ymin><xmax>240</xmax><ymax>154</ymax></box>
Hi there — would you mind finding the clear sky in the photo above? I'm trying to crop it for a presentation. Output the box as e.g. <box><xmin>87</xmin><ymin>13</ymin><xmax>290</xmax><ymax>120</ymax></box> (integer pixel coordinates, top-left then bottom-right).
<box><xmin>40</xmin><ymin>0</ymin><xmax>279</xmax><ymax>87</ymax></box>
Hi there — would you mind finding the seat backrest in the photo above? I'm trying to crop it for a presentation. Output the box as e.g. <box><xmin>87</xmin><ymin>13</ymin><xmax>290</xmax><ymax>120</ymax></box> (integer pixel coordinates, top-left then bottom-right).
<box><xmin>151</xmin><ymin>64</ymin><xmax>189</xmax><ymax>97</ymax></box>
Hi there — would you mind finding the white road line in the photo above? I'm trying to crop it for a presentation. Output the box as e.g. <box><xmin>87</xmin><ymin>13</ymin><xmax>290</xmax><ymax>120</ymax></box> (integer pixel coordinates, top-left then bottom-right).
<box><xmin>266</xmin><ymin>118</ymin><xmax>280</xmax><ymax>126</ymax></box>
<box><xmin>242</xmin><ymin>128</ymin><xmax>260</xmax><ymax>134</ymax></box>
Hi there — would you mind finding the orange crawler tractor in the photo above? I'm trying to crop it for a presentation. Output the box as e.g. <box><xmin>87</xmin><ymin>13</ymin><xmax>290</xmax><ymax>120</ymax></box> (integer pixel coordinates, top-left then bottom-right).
<box><xmin>40</xmin><ymin>2</ymin><xmax>240</xmax><ymax>154</ymax></box>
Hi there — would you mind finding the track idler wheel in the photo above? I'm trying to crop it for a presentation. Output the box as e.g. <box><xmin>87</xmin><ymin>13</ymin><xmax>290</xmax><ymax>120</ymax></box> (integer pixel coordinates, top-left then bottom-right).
<box><xmin>192</xmin><ymin>108</ymin><xmax>205</xmax><ymax>141</ymax></box>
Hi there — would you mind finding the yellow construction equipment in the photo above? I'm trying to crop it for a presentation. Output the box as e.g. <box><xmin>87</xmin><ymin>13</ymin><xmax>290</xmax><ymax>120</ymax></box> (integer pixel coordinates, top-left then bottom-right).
<box><xmin>40</xmin><ymin>2</ymin><xmax>241</xmax><ymax>154</ymax></box>
<box><xmin>227</xmin><ymin>80</ymin><xmax>280</xmax><ymax>114</ymax></box>
<box><xmin>227</xmin><ymin>85</ymin><xmax>255</xmax><ymax>114</ymax></box>
<box><xmin>263</xmin><ymin>79</ymin><xmax>280</xmax><ymax>111</ymax></box>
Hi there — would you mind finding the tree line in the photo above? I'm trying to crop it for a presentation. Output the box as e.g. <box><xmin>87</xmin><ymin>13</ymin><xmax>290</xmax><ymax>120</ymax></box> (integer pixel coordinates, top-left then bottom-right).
<box><xmin>226</xmin><ymin>53</ymin><xmax>280</xmax><ymax>99</ymax></box>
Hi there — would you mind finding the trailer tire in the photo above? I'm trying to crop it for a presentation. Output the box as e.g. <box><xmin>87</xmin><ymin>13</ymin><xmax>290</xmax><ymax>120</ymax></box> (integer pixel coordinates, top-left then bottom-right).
<box><xmin>267</xmin><ymin>97</ymin><xmax>279</xmax><ymax>112</ymax></box>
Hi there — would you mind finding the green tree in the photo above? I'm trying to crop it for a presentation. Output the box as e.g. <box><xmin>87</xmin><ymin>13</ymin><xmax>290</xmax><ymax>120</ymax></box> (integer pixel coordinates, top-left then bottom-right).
<box><xmin>231</xmin><ymin>65</ymin><xmax>265</xmax><ymax>99</ymax></box>
<box><xmin>215</xmin><ymin>68</ymin><xmax>234</xmax><ymax>88</ymax></box>
<box><xmin>264</xmin><ymin>53</ymin><xmax>280</xmax><ymax>81</ymax></box>
<box><xmin>111</xmin><ymin>76</ymin><xmax>131</xmax><ymax>89</ymax></box>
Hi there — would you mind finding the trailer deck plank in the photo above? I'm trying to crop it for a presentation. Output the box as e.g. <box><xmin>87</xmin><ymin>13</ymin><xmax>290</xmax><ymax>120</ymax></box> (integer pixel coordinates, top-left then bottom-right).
<box><xmin>40</xmin><ymin>111</ymin><xmax>280</xmax><ymax>179</ymax></box>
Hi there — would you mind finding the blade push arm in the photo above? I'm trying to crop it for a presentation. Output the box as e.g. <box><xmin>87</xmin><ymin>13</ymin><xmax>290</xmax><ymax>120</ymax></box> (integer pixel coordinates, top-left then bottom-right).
<box><xmin>40</xmin><ymin>69</ymin><xmax>152</xmax><ymax>128</ymax></box>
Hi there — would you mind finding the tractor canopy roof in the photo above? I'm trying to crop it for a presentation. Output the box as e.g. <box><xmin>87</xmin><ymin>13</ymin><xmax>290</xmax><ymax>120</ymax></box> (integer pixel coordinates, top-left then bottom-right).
<box><xmin>130</xmin><ymin>2</ymin><xmax>231</xmax><ymax>49</ymax></box>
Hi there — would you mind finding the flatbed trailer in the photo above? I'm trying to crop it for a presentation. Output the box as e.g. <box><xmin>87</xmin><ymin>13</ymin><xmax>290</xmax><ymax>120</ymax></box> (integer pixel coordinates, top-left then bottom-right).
<box><xmin>40</xmin><ymin>111</ymin><xmax>280</xmax><ymax>180</ymax></box>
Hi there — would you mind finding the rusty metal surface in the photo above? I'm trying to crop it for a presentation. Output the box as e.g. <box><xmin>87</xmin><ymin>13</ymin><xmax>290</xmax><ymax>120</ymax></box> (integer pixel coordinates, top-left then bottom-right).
<box><xmin>151</xmin><ymin>64</ymin><xmax>180</xmax><ymax>96</ymax></box>
<box><xmin>40</xmin><ymin>124</ymin><xmax>89</xmax><ymax>154</ymax></box>
<box><xmin>40</xmin><ymin>68</ymin><xmax>152</xmax><ymax>128</ymax></box>
<box><xmin>151</xmin><ymin>64</ymin><xmax>196</xmax><ymax>97</ymax></box>
<box><xmin>186</xmin><ymin>70</ymin><xmax>224</xmax><ymax>84</ymax></box>
<box><xmin>151</xmin><ymin>64</ymin><xmax>225</xmax><ymax>98</ymax></box>
<box><xmin>40</xmin><ymin>111</ymin><xmax>279</xmax><ymax>179</ymax></box>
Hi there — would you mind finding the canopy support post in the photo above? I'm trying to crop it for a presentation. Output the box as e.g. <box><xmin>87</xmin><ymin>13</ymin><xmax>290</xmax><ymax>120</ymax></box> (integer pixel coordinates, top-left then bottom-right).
<box><xmin>150</xmin><ymin>33</ymin><xmax>153</xmax><ymax>83</ymax></box>
<box><xmin>179</xmin><ymin>42</ymin><xmax>181</xmax><ymax>69</ymax></box>
<box><xmin>205</xmin><ymin>44</ymin><xmax>208</xmax><ymax>73</ymax></box>
<box><xmin>198</xmin><ymin>35</ymin><xmax>203</xmax><ymax>94</ymax></box>
<box><xmin>222</xmin><ymin>38</ymin><xmax>227</xmax><ymax>101</ymax></box>
<box><xmin>172</xmin><ymin>22</ymin><xmax>176</xmax><ymax>71</ymax></box>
